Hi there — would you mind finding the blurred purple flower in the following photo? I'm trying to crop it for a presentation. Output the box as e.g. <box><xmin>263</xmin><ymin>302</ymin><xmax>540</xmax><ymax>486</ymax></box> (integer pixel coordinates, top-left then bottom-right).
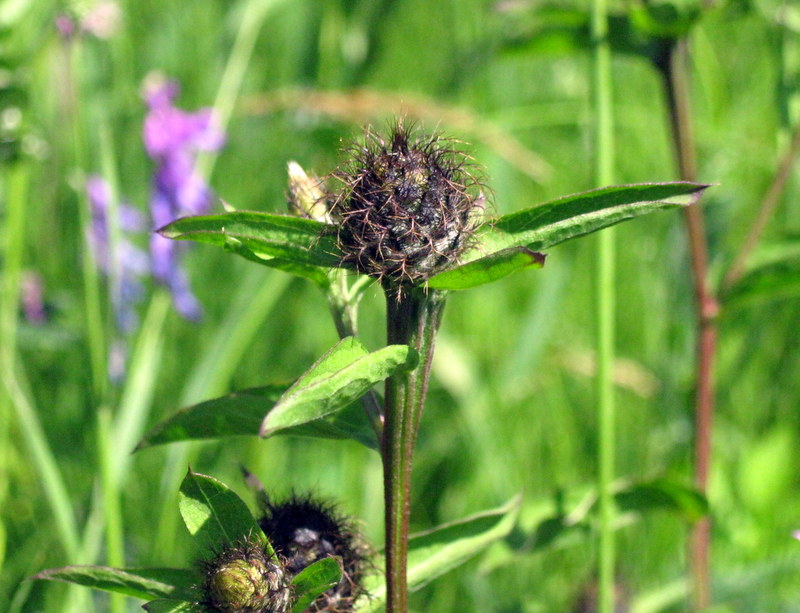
<box><xmin>793</xmin><ymin>530</ymin><xmax>800</xmax><ymax>541</ymax></box>
<box><xmin>55</xmin><ymin>1</ymin><xmax>122</xmax><ymax>40</ymax></box>
<box><xmin>21</xmin><ymin>272</ymin><xmax>48</xmax><ymax>325</ymax></box>
<box><xmin>86</xmin><ymin>175</ymin><xmax>149</xmax><ymax>334</ymax></box>
<box><xmin>143</xmin><ymin>77</ymin><xmax>225</xmax><ymax>320</ymax></box>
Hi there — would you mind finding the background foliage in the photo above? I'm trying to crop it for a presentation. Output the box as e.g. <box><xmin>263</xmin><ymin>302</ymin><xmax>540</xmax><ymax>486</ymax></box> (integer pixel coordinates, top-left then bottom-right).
<box><xmin>1</xmin><ymin>0</ymin><xmax>799</xmax><ymax>611</ymax></box>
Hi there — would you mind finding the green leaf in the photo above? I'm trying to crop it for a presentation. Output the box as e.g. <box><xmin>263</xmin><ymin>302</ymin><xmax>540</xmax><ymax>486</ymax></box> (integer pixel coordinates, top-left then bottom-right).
<box><xmin>33</xmin><ymin>566</ymin><xmax>200</xmax><ymax>601</ymax></box>
<box><xmin>615</xmin><ymin>479</ymin><xmax>708</xmax><ymax>523</ymax></box>
<box><xmin>356</xmin><ymin>496</ymin><xmax>521</xmax><ymax>611</ymax></box>
<box><xmin>291</xmin><ymin>557</ymin><xmax>343</xmax><ymax>613</ymax></box>
<box><xmin>136</xmin><ymin>385</ymin><xmax>288</xmax><ymax>450</ymax></box>
<box><xmin>157</xmin><ymin>211</ymin><xmax>342</xmax><ymax>271</ymax></box>
<box><xmin>143</xmin><ymin>600</ymin><xmax>204</xmax><ymax>613</ymax></box>
<box><xmin>178</xmin><ymin>470</ymin><xmax>269</xmax><ymax>556</ymax></box>
<box><xmin>260</xmin><ymin>337</ymin><xmax>417</xmax><ymax>437</ymax></box>
<box><xmin>524</xmin><ymin>479</ymin><xmax>707</xmax><ymax>554</ymax></box>
<box><xmin>427</xmin><ymin>247</ymin><xmax>545</xmax><ymax>290</ymax></box>
<box><xmin>222</xmin><ymin>236</ymin><xmax>332</xmax><ymax>287</ymax></box>
<box><xmin>489</xmin><ymin>182</ymin><xmax>707</xmax><ymax>248</ymax></box>
<box><xmin>723</xmin><ymin>250</ymin><xmax>800</xmax><ymax>309</ymax></box>
<box><xmin>136</xmin><ymin>385</ymin><xmax>378</xmax><ymax>451</ymax></box>
<box><xmin>433</xmin><ymin>182</ymin><xmax>707</xmax><ymax>289</ymax></box>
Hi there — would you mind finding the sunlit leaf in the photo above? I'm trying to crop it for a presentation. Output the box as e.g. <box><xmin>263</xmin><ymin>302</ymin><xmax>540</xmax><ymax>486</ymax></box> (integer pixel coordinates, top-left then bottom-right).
<box><xmin>488</xmin><ymin>182</ymin><xmax>707</xmax><ymax>251</ymax></box>
<box><xmin>143</xmin><ymin>600</ymin><xmax>204</xmax><ymax>613</ymax></box>
<box><xmin>136</xmin><ymin>385</ymin><xmax>378</xmax><ymax>451</ymax></box>
<box><xmin>291</xmin><ymin>557</ymin><xmax>342</xmax><ymax>613</ymax></box>
<box><xmin>136</xmin><ymin>385</ymin><xmax>287</xmax><ymax>450</ymax></box>
<box><xmin>427</xmin><ymin>247</ymin><xmax>545</xmax><ymax>290</ymax></box>
<box><xmin>157</xmin><ymin>211</ymin><xmax>341</xmax><ymax>271</ymax></box>
<box><xmin>33</xmin><ymin>566</ymin><xmax>200</xmax><ymax>601</ymax></box>
<box><xmin>260</xmin><ymin>337</ymin><xmax>416</xmax><ymax>437</ymax></box>
<box><xmin>436</xmin><ymin>182</ymin><xmax>707</xmax><ymax>289</ymax></box>
<box><xmin>355</xmin><ymin>496</ymin><xmax>521</xmax><ymax>611</ymax></box>
<box><xmin>222</xmin><ymin>235</ymin><xmax>332</xmax><ymax>286</ymax></box>
<box><xmin>178</xmin><ymin>470</ymin><xmax>269</xmax><ymax>556</ymax></box>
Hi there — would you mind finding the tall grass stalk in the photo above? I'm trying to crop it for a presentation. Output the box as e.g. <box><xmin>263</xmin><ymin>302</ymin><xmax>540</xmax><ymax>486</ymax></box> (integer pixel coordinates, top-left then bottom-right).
<box><xmin>67</xmin><ymin>39</ymin><xmax>107</xmax><ymax>403</ymax></box>
<box><xmin>591</xmin><ymin>0</ymin><xmax>617</xmax><ymax>610</ymax></box>
<box><xmin>97</xmin><ymin>406</ymin><xmax>124</xmax><ymax>613</ymax></box>
<box><xmin>95</xmin><ymin>116</ymin><xmax>127</xmax><ymax>613</ymax></box>
<box><xmin>0</xmin><ymin>164</ymin><xmax>29</xmax><ymax>575</ymax></box>
<box><xmin>0</xmin><ymin>164</ymin><xmax>92</xmax><ymax>612</ymax></box>
<box><xmin>197</xmin><ymin>0</ymin><xmax>288</xmax><ymax>180</ymax></box>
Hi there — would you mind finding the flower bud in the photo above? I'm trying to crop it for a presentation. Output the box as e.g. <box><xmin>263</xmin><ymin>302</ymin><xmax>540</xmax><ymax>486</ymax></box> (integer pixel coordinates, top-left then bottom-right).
<box><xmin>287</xmin><ymin>161</ymin><xmax>330</xmax><ymax>223</ymax></box>
<box><xmin>331</xmin><ymin>121</ymin><xmax>484</xmax><ymax>287</ymax></box>
<box><xmin>201</xmin><ymin>539</ymin><xmax>293</xmax><ymax>613</ymax></box>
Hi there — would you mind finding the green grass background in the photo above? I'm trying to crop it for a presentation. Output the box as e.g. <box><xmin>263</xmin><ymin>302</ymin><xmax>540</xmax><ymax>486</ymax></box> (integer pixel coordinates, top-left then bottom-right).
<box><xmin>2</xmin><ymin>0</ymin><xmax>799</xmax><ymax>611</ymax></box>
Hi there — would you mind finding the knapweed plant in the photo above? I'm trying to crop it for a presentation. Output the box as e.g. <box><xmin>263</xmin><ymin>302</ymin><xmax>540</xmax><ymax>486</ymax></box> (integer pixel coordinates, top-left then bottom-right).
<box><xmin>37</xmin><ymin>121</ymin><xmax>707</xmax><ymax>612</ymax></box>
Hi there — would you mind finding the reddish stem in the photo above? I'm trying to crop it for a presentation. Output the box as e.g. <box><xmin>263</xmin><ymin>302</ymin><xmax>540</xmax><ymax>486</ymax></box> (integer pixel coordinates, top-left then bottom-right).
<box><xmin>663</xmin><ymin>37</ymin><xmax>718</xmax><ymax>610</ymax></box>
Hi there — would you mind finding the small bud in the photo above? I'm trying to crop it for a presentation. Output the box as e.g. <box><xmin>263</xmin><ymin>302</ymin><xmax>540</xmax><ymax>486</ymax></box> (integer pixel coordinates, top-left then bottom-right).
<box><xmin>260</xmin><ymin>495</ymin><xmax>369</xmax><ymax>612</ymax></box>
<box><xmin>287</xmin><ymin>161</ymin><xmax>330</xmax><ymax>222</ymax></box>
<box><xmin>331</xmin><ymin>120</ymin><xmax>484</xmax><ymax>287</ymax></box>
<box><xmin>200</xmin><ymin>538</ymin><xmax>293</xmax><ymax>613</ymax></box>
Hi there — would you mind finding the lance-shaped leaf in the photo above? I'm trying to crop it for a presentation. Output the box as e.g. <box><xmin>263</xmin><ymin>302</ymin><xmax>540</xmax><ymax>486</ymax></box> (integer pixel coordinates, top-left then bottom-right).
<box><xmin>429</xmin><ymin>182</ymin><xmax>708</xmax><ymax>289</ymax></box>
<box><xmin>136</xmin><ymin>385</ymin><xmax>379</xmax><ymax>451</ymax></box>
<box><xmin>178</xmin><ymin>470</ymin><xmax>270</xmax><ymax>556</ymax></box>
<box><xmin>427</xmin><ymin>247</ymin><xmax>546</xmax><ymax>290</ymax></box>
<box><xmin>143</xmin><ymin>600</ymin><xmax>204</xmax><ymax>613</ymax></box>
<box><xmin>33</xmin><ymin>566</ymin><xmax>200</xmax><ymax>602</ymax></box>
<box><xmin>291</xmin><ymin>557</ymin><xmax>343</xmax><ymax>613</ymax></box>
<box><xmin>355</xmin><ymin>496</ymin><xmax>521</xmax><ymax>611</ymax></box>
<box><xmin>222</xmin><ymin>235</ymin><xmax>333</xmax><ymax>287</ymax></box>
<box><xmin>157</xmin><ymin>211</ymin><xmax>342</xmax><ymax>271</ymax></box>
<box><xmin>525</xmin><ymin>479</ymin><xmax>707</xmax><ymax>554</ymax></box>
<box><xmin>723</xmin><ymin>248</ymin><xmax>800</xmax><ymax>309</ymax></box>
<box><xmin>260</xmin><ymin>337</ymin><xmax>417</xmax><ymax>437</ymax></box>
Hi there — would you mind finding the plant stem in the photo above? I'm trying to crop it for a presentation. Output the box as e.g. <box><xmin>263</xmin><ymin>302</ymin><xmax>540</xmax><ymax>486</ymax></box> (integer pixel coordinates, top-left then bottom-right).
<box><xmin>382</xmin><ymin>286</ymin><xmax>447</xmax><ymax>613</ymax></box>
<box><xmin>327</xmin><ymin>272</ymin><xmax>384</xmax><ymax>437</ymax></box>
<box><xmin>591</xmin><ymin>0</ymin><xmax>617</xmax><ymax>609</ymax></box>
<box><xmin>663</xmin><ymin>37</ymin><xmax>718</xmax><ymax>610</ymax></box>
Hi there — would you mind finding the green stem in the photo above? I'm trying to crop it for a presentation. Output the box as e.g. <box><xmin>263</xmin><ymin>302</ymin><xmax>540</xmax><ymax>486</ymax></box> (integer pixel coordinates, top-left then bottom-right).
<box><xmin>68</xmin><ymin>38</ymin><xmax>107</xmax><ymax>403</ymax></box>
<box><xmin>591</xmin><ymin>0</ymin><xmax>617</xmax><ymax>609</ymax></box>
<box><xmin>382</xmin><ymin>286</ymin><xmax>447</xmax><ymax>613</ymax></box>
<box><xmin>197</xmin><ymin>0</ymin><xmax>283</xmax><ymax>181</ymax></box>
<box><xmin>326</xmin><ymin>272</ymin><xmax>384</xmax><ymax>437</ymax></box>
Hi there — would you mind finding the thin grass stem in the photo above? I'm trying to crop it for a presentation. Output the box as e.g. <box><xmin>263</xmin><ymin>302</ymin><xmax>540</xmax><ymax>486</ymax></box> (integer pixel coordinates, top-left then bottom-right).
<box><xmin>97</xmin><ymin>406</ymin><xmax>125</xmax><ymax>613</ymax></box>
<box><xmin>1</xmin><ymin>164</ymin><xmax>92</xmax><ymax>612</ymax></box>
<box><xmin>591</xmin><ymin>0</ymin><xmax>617</xmax><ymax>610</ymax></box>
<box><xmin>198</xmin><ymin>0</ymin><xmax>287</xmax><ymax>181</ymax></box>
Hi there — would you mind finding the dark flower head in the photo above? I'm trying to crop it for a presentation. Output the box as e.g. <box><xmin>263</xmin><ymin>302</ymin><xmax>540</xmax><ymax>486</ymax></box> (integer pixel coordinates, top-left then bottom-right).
<box><xmin>259</xmin><ymin>494</ymin><xmax>368</xmax><ymax>612</ymax></box>
<box><xmin>330</xmin><ymin>121</ymin><xmax>484</xmax><ymax>288</ymax></box>
<box><xmin>199</xmin><ymin>537</ymin><xmax>293</xmax><ymax>613</ymax></box>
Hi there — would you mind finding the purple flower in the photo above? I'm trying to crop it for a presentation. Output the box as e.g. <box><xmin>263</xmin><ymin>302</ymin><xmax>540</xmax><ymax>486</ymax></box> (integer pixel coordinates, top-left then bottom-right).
<box><xmin>143</xmin><ymin>76</ymin><xmax>225</xmax><ymax>320</ymax></box>
<box><xmin>55</xmin><ymin>2</ymin><xmax>122</xmax><ymax>40</ymax></box>
<box><xmin>21</xmin><ymin>272</ymin><xmax>47</xmax><ymax>325</ymax></box>
<box><xmin>86</xmin><ymin>175</ymin><xmax>149</xmax><ymax>334</ymax></box>
<box><xmin>793</xmin><ymin>530</ymin><xmax>800</xmax><ymax>541</ymax></box>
